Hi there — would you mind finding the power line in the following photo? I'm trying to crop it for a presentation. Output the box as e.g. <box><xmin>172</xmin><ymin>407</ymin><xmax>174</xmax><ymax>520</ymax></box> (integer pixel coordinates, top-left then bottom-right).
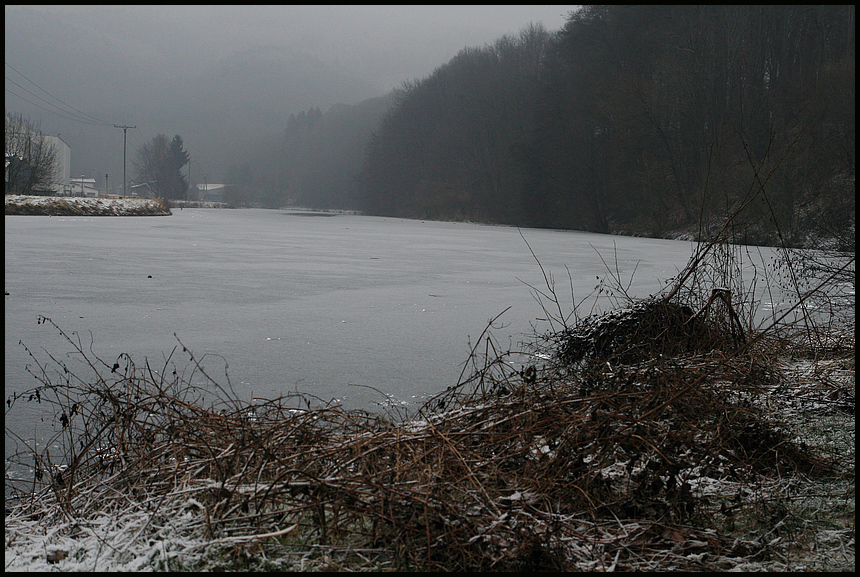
<box><xmin>4</xmin><ymin>82</ymin><xmax>109</xmax><ymax>126</ymax></box>
<box><xmin>6</xmin><ymin>86</ymin><xmax>90</xmax><ymax>125</ymax></box>
<box><xmin>129</xmin><ymin>127</ymin><xmax>147</xmax><ymax>148</ymax></box>
<box><xmin>6</xmin><ymin>60</ymin><xmax>140</xmax><ymax>198</ymax></box>
<box><xmin>5</xmin><ymin>60</ymin><xmax>114</xmax><ymax>125</ymax></box>
<box><xmin>5</xmin><ymin>60</ymin><xmax>115</xmax><ymax>126</ymax></box>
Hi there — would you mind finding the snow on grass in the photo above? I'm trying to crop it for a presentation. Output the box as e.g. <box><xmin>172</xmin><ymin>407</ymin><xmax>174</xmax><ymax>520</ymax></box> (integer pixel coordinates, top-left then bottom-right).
<box><xmin>5</xmin><ymin>195</ymin><xmax>171</xmax><ymax>216</ymax></box>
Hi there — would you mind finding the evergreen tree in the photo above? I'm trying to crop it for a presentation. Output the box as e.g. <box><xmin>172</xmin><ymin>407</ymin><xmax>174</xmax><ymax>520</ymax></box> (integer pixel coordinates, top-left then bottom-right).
<box><xmin>167</xmin><ymin>135</ymin><xmax>190</xmax><ymax>200</ymax></box>
<box><xmin>133</xmin><ymin>133</ymin><xmax>190</xmax><ymax>200</ymax></box>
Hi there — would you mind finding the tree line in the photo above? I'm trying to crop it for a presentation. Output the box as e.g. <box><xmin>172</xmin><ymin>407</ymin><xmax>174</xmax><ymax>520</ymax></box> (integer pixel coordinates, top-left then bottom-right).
<box><xmin>124</xmin><ymin>5</ymin><xmax>853</xmax><ymax>247</ymax></box>
<box><xmin>355</xmin><ymin>5</ymin><xmax>855</xmax><ymax>245</ymax></box>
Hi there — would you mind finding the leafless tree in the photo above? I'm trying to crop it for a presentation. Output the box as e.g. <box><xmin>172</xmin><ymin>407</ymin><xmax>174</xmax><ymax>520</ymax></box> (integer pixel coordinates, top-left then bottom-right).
<box><xmin>5</xmin><ymin>111</ymin><xmax>58</xmax><ymax>195</ymax></box>
<box><xmin>133</xmin><ymin>133</ymin><xmax>189</xmax><ymax>199</ymax></box>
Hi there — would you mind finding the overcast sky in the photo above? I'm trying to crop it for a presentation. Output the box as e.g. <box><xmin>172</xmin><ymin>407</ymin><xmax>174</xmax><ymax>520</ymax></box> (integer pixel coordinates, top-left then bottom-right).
<box><xmin>8</xmin><ymin>5</ymin><xmax>574</xmax><ymax>90</ymax></box>
<box><xmin>5</xmin><ymin>5</ymin><xmax>576</xmax><ymax>184</ymax></box>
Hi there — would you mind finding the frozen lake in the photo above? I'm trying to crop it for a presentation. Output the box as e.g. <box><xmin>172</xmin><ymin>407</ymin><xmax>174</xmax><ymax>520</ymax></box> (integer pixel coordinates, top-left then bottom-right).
<box><xmin>6</xmin><ymin>208</ymin><xmax>790</xmax><ymax>484</ymax></box>
<box><xmin>5</xmin><ymin>209</ymin><xmax>695</xmax><ymax>407</ymax></box>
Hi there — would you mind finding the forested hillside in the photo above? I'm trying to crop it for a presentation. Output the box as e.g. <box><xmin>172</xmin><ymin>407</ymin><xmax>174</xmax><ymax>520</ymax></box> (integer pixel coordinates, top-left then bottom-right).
<box><xmin>355</xmin><ymin>5</ymin><xmax>854</xmax><ymax>247</ymax></box>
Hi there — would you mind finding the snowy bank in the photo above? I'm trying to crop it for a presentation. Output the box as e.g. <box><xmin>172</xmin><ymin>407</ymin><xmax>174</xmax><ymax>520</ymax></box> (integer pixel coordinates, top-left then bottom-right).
<box><xmin>5</xmin><ymin>195</ymin><xmax>171</xmax><ymax>216</ymax></box>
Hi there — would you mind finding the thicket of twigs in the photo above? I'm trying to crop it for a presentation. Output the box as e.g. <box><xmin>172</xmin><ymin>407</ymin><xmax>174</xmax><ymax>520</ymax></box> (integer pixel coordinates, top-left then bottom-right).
<box><xmin>5</xmin><ymin>174</ymin><xmax>855</xmax><ymax>570</ymax></box>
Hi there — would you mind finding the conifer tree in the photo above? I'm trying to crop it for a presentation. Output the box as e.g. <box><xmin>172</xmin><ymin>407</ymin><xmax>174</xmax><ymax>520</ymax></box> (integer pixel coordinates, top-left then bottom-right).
<box><xmin>133</xmin><ymin>133</ymin><xmax>190</xmax><ymax>199</ymax></box>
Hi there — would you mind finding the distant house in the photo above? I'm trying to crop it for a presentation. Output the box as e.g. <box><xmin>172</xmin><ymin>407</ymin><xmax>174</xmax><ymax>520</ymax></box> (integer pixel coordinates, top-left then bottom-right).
<box><xmin>197</xmin><ymin>183</ymin><xmax>229</xmax><ymax>202</ymax></box>
<box><xmin>69</xmin><ymin>176</ymin><xmax>98</xmax><ymax>197</ymax></box>
<box><xmin>129</xmin><ymin>181</ymin><xmax>157</xmax><ymax>199</ymax></box>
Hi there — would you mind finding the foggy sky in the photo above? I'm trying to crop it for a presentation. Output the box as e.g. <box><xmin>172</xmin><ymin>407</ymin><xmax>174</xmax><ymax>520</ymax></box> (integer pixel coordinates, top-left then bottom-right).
<box><xmin>5</xmin><ymin>5</ymin><xmax>574</xmax><ymax>188</ymax></box>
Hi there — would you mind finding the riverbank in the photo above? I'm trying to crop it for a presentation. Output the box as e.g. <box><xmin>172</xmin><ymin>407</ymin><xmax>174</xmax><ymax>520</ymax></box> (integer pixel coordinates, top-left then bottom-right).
<box><xmin>168</xmin><ymin>199</ymin><xmax>232</xmax><ymax>209</ymax></box>
<box><xmin>5</xmin><ymin>195</ymin><xmax>171</xmax><ymax>216</ymax></box>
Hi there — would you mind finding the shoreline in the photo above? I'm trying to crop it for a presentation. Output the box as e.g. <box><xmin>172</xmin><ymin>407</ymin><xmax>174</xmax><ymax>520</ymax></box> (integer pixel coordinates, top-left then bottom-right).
<box><xmin>5</xmin><ymin>195</ymin><xmax>171</xmax><ymax>216</ymax></box>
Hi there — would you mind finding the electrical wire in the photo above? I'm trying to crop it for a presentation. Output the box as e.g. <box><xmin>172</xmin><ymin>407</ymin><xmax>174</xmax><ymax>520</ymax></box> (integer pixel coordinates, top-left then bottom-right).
<box><xmin>129</xmin><ymin>127</ymin><xmax>148</xmax><ymax>149</ymax></box>
<box><xmin>4</xmin><ymin>85</ymin><xmax>109</xmax><ymax>126</ymax></box>
<box><xmin>5</xmin><ymin>60</ymin><xmax>115</xmax><ymax>126</ymax></box>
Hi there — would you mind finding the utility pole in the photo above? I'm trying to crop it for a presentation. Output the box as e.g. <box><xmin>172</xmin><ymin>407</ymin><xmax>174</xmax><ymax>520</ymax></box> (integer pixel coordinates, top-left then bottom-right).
<box><xmin>114</xmin><ymin>124</ymin><xmax>136</xmax><ymax>197</ymax></box>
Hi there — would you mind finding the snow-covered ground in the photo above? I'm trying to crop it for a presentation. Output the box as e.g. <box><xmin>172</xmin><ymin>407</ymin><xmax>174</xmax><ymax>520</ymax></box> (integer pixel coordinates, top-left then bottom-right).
<box><xmin>5</xmin><ymin>195</ymin><xmax>171</xmax><ymax>216</ymax></box>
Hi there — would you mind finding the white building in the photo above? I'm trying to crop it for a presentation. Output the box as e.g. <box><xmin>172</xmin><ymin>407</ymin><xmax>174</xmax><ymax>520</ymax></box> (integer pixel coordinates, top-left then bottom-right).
<box><xmin>197</xmin><ymin>183</ymin><xmax>229</xmax><ymax>202</ymax></box>
<box><xmin>4</xmin><ymin>131</ymin><xmax>71</xmax><ymax>195</ymax></box>
<box><xmin>129</xmin><ymin>181</ymin><xmax>157</xmax><ymax>198</ymax></box>
<box><xmin>69</xmin><ymin>176</ymin><xmax>99</xmax><ymax>197</ymax></box>
<box><xmin>43</xmin><ymin>135</ymin><xmax>70</xmax><ymax>195</ymax></box>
